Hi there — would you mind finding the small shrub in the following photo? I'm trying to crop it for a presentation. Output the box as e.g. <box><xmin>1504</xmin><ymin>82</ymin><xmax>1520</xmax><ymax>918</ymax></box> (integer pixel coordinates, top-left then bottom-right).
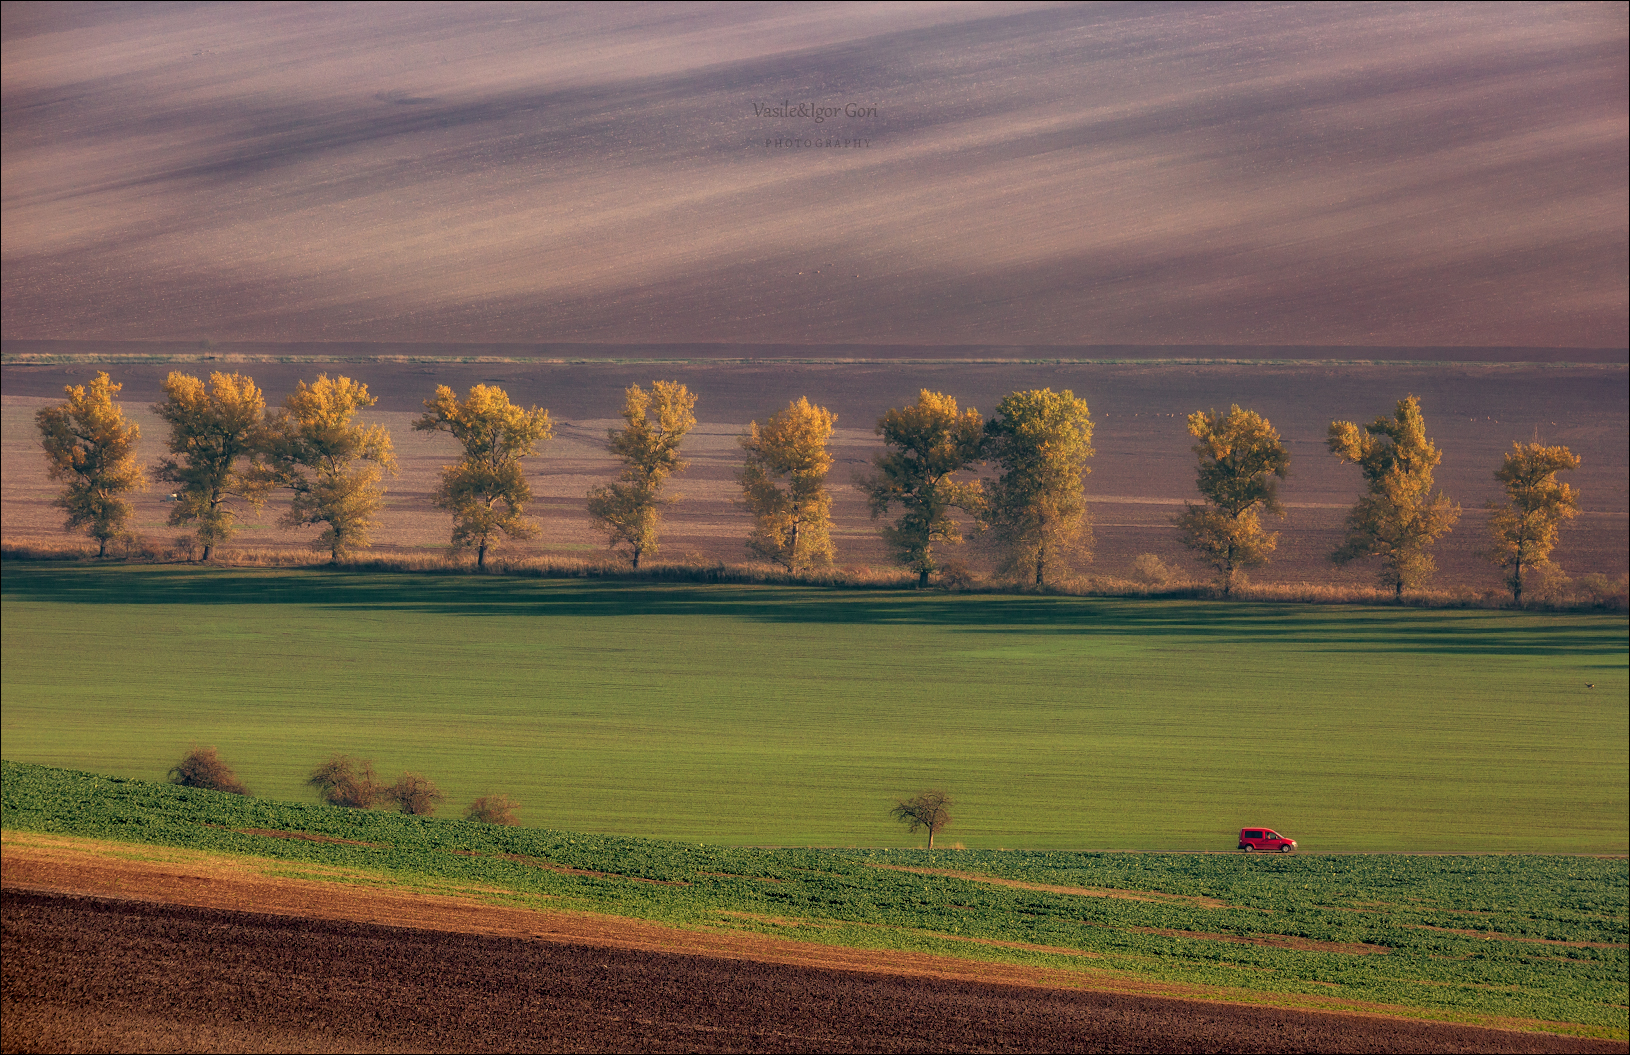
<box><xmin>1130</xmin><ymin>553</ymin><xmax>1171</xmax><ymax>586</ymax></box>
<box><xmin>938</xmin><ymin>560</ymin><xmax>975</xmax><ymax>591</ymax></box>
<box><xmin>1575</xmin><ymin>573</ymin><xmax>1629</xmax><ymax>611</ymax></box>
<box><xmin>307</xmin><ymin>754</ymin><xmax>379</xmax><ymax>808</ymax></box>
<box><xmin>167</xmin><ymin>746</ymin><xmax>249</xmax><ymax>795</ymax></box>
<box><xmin>1528</xmin><ymin>563</ymin><xmax>1572</xmax><ymax>605</ymax></box>
<box><xmin>386</xmin><ymin>772</ymin><xmax>446</xmax><ymax>816</ymax></box>
<box><xmin>111</xmin><ymin>533</ymin><xmax>158</xmax><ymax>560</ymax></box>
<box><xmin>464</xmin><ymin>794</ymin><xmax>520</xmax><ymax>825</ymax></box>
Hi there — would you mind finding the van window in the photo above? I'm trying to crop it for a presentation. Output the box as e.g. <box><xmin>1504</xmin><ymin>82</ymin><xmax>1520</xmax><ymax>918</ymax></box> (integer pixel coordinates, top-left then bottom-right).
<box><xmin>1244</xmin><ymin>831</ymin><xmax>1263</xmax><ymax>839</ymax></box>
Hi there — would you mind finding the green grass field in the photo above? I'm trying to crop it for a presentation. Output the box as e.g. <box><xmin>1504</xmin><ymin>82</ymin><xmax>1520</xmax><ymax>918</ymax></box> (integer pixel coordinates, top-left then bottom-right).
<box><xmin>1</xmin><ymin>562</ymin><xmax>1625</xmax><ymax>850</ymax></box>
<box><xmin>4</xmin><ymin>762</ymin><xmax>1626</xmax><ymax>1035</ymax></box>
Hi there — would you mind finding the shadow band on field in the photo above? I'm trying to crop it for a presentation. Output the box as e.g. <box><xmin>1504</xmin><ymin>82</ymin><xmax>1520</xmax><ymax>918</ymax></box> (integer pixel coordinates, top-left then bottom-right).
<box><xmin>1</xmin><ymin>563</ymin><xmax>1623</xmax><ymax>658</ymax></box>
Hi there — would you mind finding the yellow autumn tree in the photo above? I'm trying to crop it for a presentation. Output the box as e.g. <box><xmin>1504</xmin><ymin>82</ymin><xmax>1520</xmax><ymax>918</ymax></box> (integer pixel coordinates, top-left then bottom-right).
<box><xmin>413</xmin><ymin>384</ymin><xmax>552</xmax><ymax>568</ymax></box>
<box><xmin>586</xmin><ymin>381</ymin><xmax>696</xmax><ymax>568</ymax></box>
<box><xmin>981</xmin><ymin>388</ymin><xmax>1094</xmax><ymax>586</ymax></box>
<box><xmin>1486</xmin><ymin>442</ymin><xmax>1581</xmax><ymax>605</ymax></box>
<box><xmin>1328</xmin><ymin>395</ymin><xmax>1459</xmax><ymax>598</ymax></box>
<box><xmin>858</xmin><ymin>391</ymin><xmax>985</xmax><ymax>587</ymax></box>
<box><xmin>1175</xmin><ymin>406</ymin><xmax>1290</xmax><ymax>596</ymax></box>
<box><xmin>153</xmin><ymin>371</ymin><xmax>275</xmax><ymax>560</ymax></box>
<box><xmin>269</xmin><ymin>375</ymin><xmax>397</xmax><ymax>563</ymax></box>
<box><xmin>739</xmin><ymin>397</ymin><xmax>837</xmax><ymax>572</ymax></box>
<box><xmin>35</xmin><ymin>371</ymin><xmax>146</xmax><ymax>556</ymax></box>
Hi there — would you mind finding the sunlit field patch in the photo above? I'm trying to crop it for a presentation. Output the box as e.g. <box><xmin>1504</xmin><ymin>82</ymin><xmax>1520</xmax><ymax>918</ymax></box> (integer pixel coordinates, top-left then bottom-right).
<box><xmin>1</xmin><ymin>562</ymin><xmax>1624</xmax><ymax>850</ymax></box>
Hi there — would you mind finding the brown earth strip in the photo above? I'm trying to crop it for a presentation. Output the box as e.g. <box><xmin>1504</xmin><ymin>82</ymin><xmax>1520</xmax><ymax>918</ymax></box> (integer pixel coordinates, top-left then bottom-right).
<box><xmin>1128</xmin><ymin>926</ymin><xmax>1390</xmax><ymax>955</ymax></box>
<box><xmin>496</xmin><ymin>851</ymin><xmax>691</xmax><ymax>885</ymax></box>
<box><xmin>0</xmin><ymin>834</ymin><xmax>1616</xmax><ymax>1043</ymax></box>
<box><xmin>6</xmin><ymin>889</ymin><xmax>1625</xmax><ymax>1055</ymax></box>
<box><xmin>0</xmin><ymin>843</ymin><xmax>1176</xmax><ymax>995</ymax></box>
<box><xmin>868</xmin><ymin>862</ymin><xmax>1239</xmax><ymax>909</ymax></box>
<box><xmin>1409</xmin><ymin>924</ymin><xmax>1629</xmax><ymax>950</ymax></box>
<box><xmin>229</xmin><ymin>826</ymin><xmax>387</xmax><ymax>848</ymax></box>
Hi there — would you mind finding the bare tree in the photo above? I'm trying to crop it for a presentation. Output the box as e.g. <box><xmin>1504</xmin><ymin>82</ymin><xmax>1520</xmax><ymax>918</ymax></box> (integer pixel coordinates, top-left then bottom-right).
<box><xmin>386</xmin><ymin>772</ymin><xmax>446</xmax><ymax>816</ymax></box>
<box><xmin>307</xmin><ymin>755</ymin><xmax>380</xmax><ymax>808</ymax></box>
<box><xmin>891</xmin><ymin>790</ymin><xmax>953</xmax><ymax>849</ymax></box>
<box><xmin>168</xmin><ymin>746</ymin><xmax>249</xmax><ymax>796</ymax></box>
<box><xmin>464</xmin><ymin>794</ymin><xmax>521</xmax><ymax>825</ymax></box>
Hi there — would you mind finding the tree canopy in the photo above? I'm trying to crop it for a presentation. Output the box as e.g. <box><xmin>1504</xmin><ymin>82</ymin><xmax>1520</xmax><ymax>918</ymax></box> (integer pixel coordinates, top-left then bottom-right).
<box><xmin>890</xmin><ymin>790</ymin><xmax>953</xmax><ymax>849</ymax></box>
<box><xmin>981</xmin><ymin>388</ymin><xmax>1094</xmax><ymax>586</ymax></box>
<box><xmin>414</xmin><ymin>384</ymin><xmax>552</xmax><ymax>568</ymax></box>
<box><xmin>1486</xmin><ymin>442</ymin><xmax>1581</xmax><ymax>605</ymax></box>
<box><xmin>269</xmin><ymin>374</ymin><xmax>397</xmax><ymax>563</ymax></box>
<box><xmin>1174</xmin><ymin>405</ymin><xmax>1289</xmax><ymax>595</ymax></box>
<box><xmin>1328</xmin><ymin>395</ymin><xmax>1459</xmax><ymax>598</ymax></box>
<box><xmin>858</xmin><ymin>390</ymin><xmax>985</xmax><ymax>587</ymax></box>
<box><xmin>587</xmin><ymin>381</ymin><xmax>696</xmax><ymax>567</ymax></box>
<box><xmin>739</xmin><ymin>397</ymin><xmax>838</xmax><ymax>571</ymax></box>
<box><xmin>35</xmin><ymin>371</ymin><xmax>146</xmax><ymax>557</ymax></box>
<box><xmin>153</xmin><ymin>371</ymin><xmax>275</xmax><ymax>560</ymax></box>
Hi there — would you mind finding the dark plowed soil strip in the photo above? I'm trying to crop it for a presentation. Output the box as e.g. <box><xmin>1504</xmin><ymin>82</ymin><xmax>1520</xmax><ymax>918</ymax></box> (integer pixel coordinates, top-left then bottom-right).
<box><xmin>3</xmin><ymin>891</ymin><xmax>1621</xmax><ymax>1054</ymax></box>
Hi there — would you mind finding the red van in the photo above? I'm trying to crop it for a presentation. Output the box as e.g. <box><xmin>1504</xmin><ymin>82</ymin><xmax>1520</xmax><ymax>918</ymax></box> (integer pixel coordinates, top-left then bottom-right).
<box><xmin>1239</xmin><ymin>828</ymin><xmax>1296</xmax><ymax>852</ymax></box>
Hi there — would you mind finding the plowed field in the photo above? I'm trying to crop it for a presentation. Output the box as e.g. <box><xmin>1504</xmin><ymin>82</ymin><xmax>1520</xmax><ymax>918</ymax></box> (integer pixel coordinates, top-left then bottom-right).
<box><xmin>3</xmin><ymin>844</ymin><xmax>1624</xmax><ymax>1055</ymax></box>
<box><xmin>6</xmin><ymin>891</ymin><xmax>1625</xmax><ymax>1055</ymax></box>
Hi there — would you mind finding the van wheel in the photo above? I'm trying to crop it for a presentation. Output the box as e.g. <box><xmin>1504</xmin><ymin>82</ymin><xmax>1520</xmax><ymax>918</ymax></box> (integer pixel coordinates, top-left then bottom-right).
<box><xmin>1280</xmin><ymin>845</ymin><xmax>1293</xmax><ymax>853</ymax></box>
<box><xmin>1242</xmin><ymin>845</ymin><xmax>1253</xmax><ymax>853</ymax></box>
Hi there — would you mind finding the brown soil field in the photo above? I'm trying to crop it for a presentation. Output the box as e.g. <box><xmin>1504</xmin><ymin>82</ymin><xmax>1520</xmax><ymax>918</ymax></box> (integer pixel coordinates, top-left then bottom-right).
<box><xmin>4</xmin><ymin>358</ymin><xmax>1625</xmax><ymax>589</ymax></box>
<box><xmin>3</xmin><ymin>840</ymin><xmax>1624</xmax><ymax>1054</ymax></box>
<box><xmin>3</xmin><ymin>6</ymin><xmax>1625</xmax><ymax>349</ymax></box>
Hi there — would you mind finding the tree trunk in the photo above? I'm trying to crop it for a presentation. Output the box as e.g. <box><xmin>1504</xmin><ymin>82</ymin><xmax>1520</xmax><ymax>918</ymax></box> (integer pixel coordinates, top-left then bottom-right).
<box><xmin>928</xmin><ymin>827</ymin><xmax>934</xmax><ymax>849</ymax></box>
<box><xmin>918</xmin><ymin>567</ymin><xmax>930</xmax><ymax>588</ymax></box>
<box><xmin>631</xmin><ymin>546</ymin><xmax>641</xmax><ymax>569</ymax></box>
<box><xmin>477</xmin><ymin>542</ymin><xmax>487</xmax><ymax>569</ymax></box>
<box><xmin>201</xmin><ymin>543</ymin><xmax>212</xmax><ymax>561</ymax></box>
<box><xmin>1395</xmin><ymin>578</ymin><xmax>1404</xmax><ymax>601</ymax></box>
<box><xmin>1035</xmin><ymin>547</ymin><xmax>1045</xmax><ymax>586</ymax></box>
<box><xmin>1513</xmin><ymin>562</ymin><xmax>1524</xmax><ymax>606</ymax></box>
<box><xmin>97</xmin><ymin>537</ymin><xmax>108</xmax><ymax>558</ymax></box>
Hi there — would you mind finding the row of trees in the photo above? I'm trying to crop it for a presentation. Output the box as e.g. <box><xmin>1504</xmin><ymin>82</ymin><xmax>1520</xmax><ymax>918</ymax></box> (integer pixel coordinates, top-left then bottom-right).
<box><xmin>1175</xmin><ymin>397</ymin><xmax>1581</xmax><ymax>602</ymax></box>
<box><xmin>37</xmin><ymin>372</ymin><xmax>1584</xmax><ymax>601</ymax></box>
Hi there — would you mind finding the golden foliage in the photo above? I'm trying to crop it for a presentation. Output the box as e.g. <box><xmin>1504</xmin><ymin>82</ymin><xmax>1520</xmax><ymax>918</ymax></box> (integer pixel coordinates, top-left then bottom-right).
<box><xmin>858</xmin><ymin>390</ymin><xmax>985</xmax><ymax>587</ymax></box>
<box><xmin>1328</xmin><ymin>395</ymin><xmax>1460</xmax><ymax>597</ymax></box>
<box><xmin>739</xmin><ymin>397</ymin><xmax>837</xmax><ymax>572</ymax></box>
<box><xmin>413</xmin><ymin>384</ymin><xmax>552</xmax><ymax>568</ymax></box>
<box><xmin>153</xmin><ymin>372</ymin><xmax>275</xmax><ymax>560</ymax></box>
<box><xmin>587</xmin><ymin>381</ymin><xmax>696</xmax><ymax>567</ymax></box>
<box><xmin>35</xmin><ymin>371</ymin><xmax>146</xmax><ymax>556</ymax></box>
<box><xmin>270</xmin><ymin>375</ymin><xmax>397</xmax><ymax>562</ymax></box>
<box><xmin>1485</xmin><ymin>441</ymin><xmax>1581</xmax><ymax>604</ymax></box>
<box><xmin>1175</xmin><ymin>406</ymin><xmax>1289</xmax><ymax>595</ymax></box>
<box><xmin>981</xmin><ymin>388</ymin><xmax>1094</xmax><ymax>586</ymax></box>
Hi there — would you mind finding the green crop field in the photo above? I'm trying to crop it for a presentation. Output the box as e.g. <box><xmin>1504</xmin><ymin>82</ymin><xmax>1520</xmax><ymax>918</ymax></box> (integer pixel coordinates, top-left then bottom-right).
<box><xmin>1</xmin><ymin>562</ymin><xmax>1625</xmax><ymax>850</ymax></box>
<box><xmin>3</xmin><ymin>763</ymin><xmax>1626</xmax><ymax>1035</ymax></box>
